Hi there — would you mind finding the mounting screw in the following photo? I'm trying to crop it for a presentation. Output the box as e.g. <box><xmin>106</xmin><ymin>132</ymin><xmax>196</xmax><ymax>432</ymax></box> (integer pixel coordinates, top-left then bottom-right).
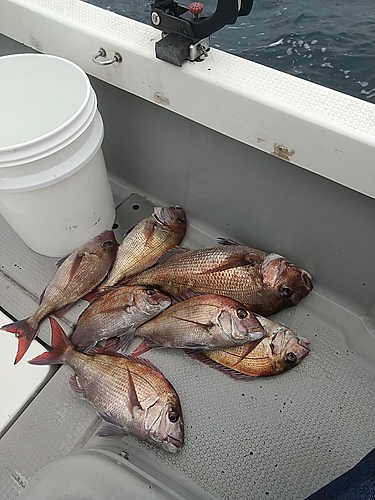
<box><xmin>151</xmin><ymin>11</ymin><xmax>161</xmax><ymax>25</ymax></box>
<box><xmin>189</xmin><ymin>2</ymin><xmax>204</xmax><ymax>19</ymax></box>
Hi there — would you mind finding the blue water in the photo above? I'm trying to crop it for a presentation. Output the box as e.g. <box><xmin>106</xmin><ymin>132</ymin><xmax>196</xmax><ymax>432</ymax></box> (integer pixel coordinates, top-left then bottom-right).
<box><xmin>85</xmin><ymin>0</ymin><xmax>375</xmax><ymax>103</ymax></box>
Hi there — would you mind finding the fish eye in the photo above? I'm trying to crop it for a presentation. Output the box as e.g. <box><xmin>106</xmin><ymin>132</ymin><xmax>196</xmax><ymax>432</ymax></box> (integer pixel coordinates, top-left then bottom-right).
<box><xmin>176</xmin><ymin>217</ymin><xmax>186</xmax><ymax>225</ymax></box>
<box><xmin>145</xmin><ymin>288</ymin><xmax>156</xmax><ymax>296</ymax></box>
<box><xmin>102</xmin><ymin>240</ymin><xmax>113</xmax><ymax>249</ymax></box>
<box><xmin>281</xmin><ymin>286</ymin><xmax>293</xmax><ymax>298</ymax></box>
<box><xmin>286</xmin><ymin>352</ymin><xmax>297</xmax><ymax>364</ymax></box>
<box><xmin>236</xmin><ymin>308</ymin><xmax>248</xmax><ymax>319</ymax></box>
<box><xmin>168</xmin><ymin>409</ymin><xmax>180</xmax><ymax>423</ymax></box>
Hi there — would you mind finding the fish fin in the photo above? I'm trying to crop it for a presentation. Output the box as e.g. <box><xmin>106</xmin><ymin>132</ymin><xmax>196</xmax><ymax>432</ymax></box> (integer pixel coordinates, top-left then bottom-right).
<box><xmin>127</xmin><ymin>354</ymin><xmax>164</xmax><ymax>375</ymax></box>
<box><xmin>28</xmin><ymin>317</ymin><xmax>72</xmax><ymax>366</ymax></box>
<box><xmin>81</xmin><ymin>290</ymin><xmax>100</xmax><ymax>304</ymax></box>
<box><xmin>168</xmin><ymin>289</ymin><xmax>201</xmax><ymax>303</ymax></box>
<box><xmin>89</xmin><ymin>347</ymin><xmax>127</xmax><ymax>357</ymax></box>
<box><xmin>172</xmin><ymin>315</ymin><xmax>215</xmax><ymax>333</ymax></box>
<box><xmin>89</xmin><ymin>284</ymin><xmax>129</xmax><ymax>302</ymax></box>
<box><xmin>126</xmin><ymin>367</ymin><xmax>143</xmax><ymax>415</ymax></box>
<box><xmin>231</xmin><ymin>341</ymin><xmax>261</xmax><ymax>366</ymax></box>
<box><xmin>181</xmin><ymin>343</ymin><xmax>207</xmax><ymax>353</ymax></box>
<box><xmin>95</xmin><ymin>410</ymin><xmax>127</xmax><ymax>436</ymax></box>
<box><xmin>123</xmin><ymin>223</ymin><xmax>137</xmax><ymax>239</ymax></box>
<box><xmin>150</xmin><ymin>246</ymin><xmax>189</xmax><ymax>267</ymax></box>
<box><xmin>201</xmin><ymin>254</ymin><xmax>256</xmax><ymax>274</ymax></box>
<box><xmin>96</xmin><ymin>423</ymin><xmax>126</xmax><ymax>437</ymax></box>
<box><xmin>103</xmin><ymin>328</ymin><xmax>135</xmax><ymax>353</ymax></box>
<box><xmin>39</xmin><ymin>286</ymin><xmax>47</xmax><ymax>305</ymax></box>
<box><xmin>216</xmin><ymin>237</ymin><xmax>241</xmax><ymax>246</ymax></box>
<box><xmin>130</xmin><ymin>339</ymin><xmax>156</xmax><ymax>357</ymax></box>
<box><xmin>143</xmin><ymin>218</ymin><xmax>159</xmax><ymax>245</ymax></box>
<box><xmin>69</xmin><ymin>375</ymin><xmax>86</xmax><ymax>399</ymax></box>
<box><xmin>79</xmin><ymin>342</ymin><xmax>96</xmax><ymax>353</ymax></box>
<box><xmin>2</xmin><ymin>318</ymin><xmax>38</xmax><ymax>364</ymax></box>
<box><xmin>185</xmin><ymin>351</ymin><xmax>256</xmax><ymax>379</ymax></box>
<box><xmin>53</xmin><ymin>304</ymin><xmax>74</xmax><ymax>319</ymax></box>
<box><xmin>102</xmin><ymin>337</ymin><xmax>123</xmax><ymax>353</ymax></box>
<box><xmin>54</xmin><ymin>254</ymin><xmax>70</xmax><ymax>267</ymax></box>
<box><xmin>70</xmin><ymin>251</ymin><xmax>85</xmax><ymax>277</ymax></box>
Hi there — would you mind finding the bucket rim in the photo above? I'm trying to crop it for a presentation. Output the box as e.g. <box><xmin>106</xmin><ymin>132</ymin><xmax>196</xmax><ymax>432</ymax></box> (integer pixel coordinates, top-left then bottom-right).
<box><xmin>0</xmin><ymin>111</ymin><xmax>104</xmax><ymax>193</ymax></box>
<box><xmin>0</xmin><ymin>53</ymin><xmax>93</xmax><ymax>153</ymax></box>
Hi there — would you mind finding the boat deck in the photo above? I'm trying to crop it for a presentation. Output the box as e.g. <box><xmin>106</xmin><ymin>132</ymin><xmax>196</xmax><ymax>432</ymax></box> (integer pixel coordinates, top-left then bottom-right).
<box><xmin>1</xmin><ymin>189</ymin><xmax>374</xmax><ymax>500</ymax></box>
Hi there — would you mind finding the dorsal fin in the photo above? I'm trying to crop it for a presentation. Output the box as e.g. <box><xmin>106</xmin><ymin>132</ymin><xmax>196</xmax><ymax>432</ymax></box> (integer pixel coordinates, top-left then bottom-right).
<box><xmin>185</xmin><ymin>350</ymin><xmax>256</xmax><ymax>379</ymax></box>
<box><xmin>126</xmin><ymin>354</ymin><xmax>164</xmax><ymax>375</ymax></box>
<box><xmin>216</xmin><ymin>237</ymin><xmax>241</xmax><ymax>246</ymax></box>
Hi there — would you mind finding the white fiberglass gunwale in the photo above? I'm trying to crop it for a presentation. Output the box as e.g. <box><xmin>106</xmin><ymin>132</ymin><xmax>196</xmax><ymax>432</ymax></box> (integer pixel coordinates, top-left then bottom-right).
<box><xmin>0</xmin><ymin>0</ymin><xmax>374</xmax><ymax>199</ymax></box>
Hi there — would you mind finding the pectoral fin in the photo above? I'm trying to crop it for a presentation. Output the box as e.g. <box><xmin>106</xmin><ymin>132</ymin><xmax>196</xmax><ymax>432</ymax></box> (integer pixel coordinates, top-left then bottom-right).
<box><xmin>127</xmin><ymin>368</ymin><xmax>142</xmax><ymax>416</ymax></box>
<box><xmin>53</xmin><ymin>304</ymin><xmax>74</xmax><ymax>318</ymax></box>
<box><xmin>201</xmin><ymin>253</ymin><xmax>256</xmax><ymax>274</ymax></box>
<box><xmin>96</xmin><ymin>411</ymin><xmax>127</xmax><ymax>437</ymax></box>
<box><xmin>172</xmin><ymin>315</ymin><xmax>215</xmax><ymax>333</ymax></box>
<box><xmin>143</xmin><ymin>219</ymin><xmax>158</xmax><ymax>245</ymax></box>
<box><xmin>70</xmin><ymin>251</ymin><xmax>85</xmax><ymax>276</ymax></box>
<box><xmin>69</xmin><ymin>375</ymin><xmax>85</xmax><ymax>400</ymax></box>
<box><xmin>104</xmin><ymin>327</ymin><xmax>135</xmax><ymax>352</ymax></box>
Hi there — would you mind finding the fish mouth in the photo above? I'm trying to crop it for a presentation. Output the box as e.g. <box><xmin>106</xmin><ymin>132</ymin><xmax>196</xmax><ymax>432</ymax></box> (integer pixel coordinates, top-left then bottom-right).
<box><xmin>247</xmin><ymin>329</ymin><xmax>266</xmax><ymax>342</ymax></box>
<box><xmin>302</xmin><ymin>271</ymin><xmax>313</xmax><ymax>292</ymax></box>
<box><xmin>153</xmin><ymin>207</ymin><xmax>166</xmax><ymax>226</ymax></box>
<box><xmin>167</xmin><ymin>434</ymin><xmax>184</xmax><ymax>449</ymax></box>
<box><xmin>298</xmin><ymin>337</ymin><xmax>311</xmax><ymax>352</ymax></box>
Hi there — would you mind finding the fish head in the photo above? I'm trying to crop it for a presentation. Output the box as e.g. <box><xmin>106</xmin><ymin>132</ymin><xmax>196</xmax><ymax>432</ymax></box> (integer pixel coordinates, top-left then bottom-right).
<box><xmin>143</xmin><ymin>393</ymin><xmax>184</xmax><ymax>453</ymax></box>
<box><xmin>90</xmin><ymin>230</ymin><xmax>119</xmax><ymax>259</ymax></box>
<box><xmin>153</xmin><ymin>206</ymin><xmax>187</xmax><ymax>237</ymax></box>
<box><xmin>269</xmin><ymin>327</ymin><xmax>311</xmax><ymax>373</ymax></box>
<box><xmin>136</xmin><ymin>286</ymin><xmax>172</xmax><ymax>313</ymax></box>
<box><xmin>261</xmin><ymin>254</ymin><xmax>313</xmax><ymax>309</ymax></box>
<box><xmin>216</xmin><ymin>300</ymin><xmax>265</xmax><ymax>343</ymax></box>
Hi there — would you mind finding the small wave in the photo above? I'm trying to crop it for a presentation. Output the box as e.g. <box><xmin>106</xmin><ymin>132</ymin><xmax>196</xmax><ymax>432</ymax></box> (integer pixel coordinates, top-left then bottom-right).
<box><xmin>267</xmin><ymin>38</ymin><xmax>284</xmax><ymax>47</ymax></box>
<box><xmin>361</xmin><ymin>88</ymin><xmax>375</xmax><ymax>99</ymax></box>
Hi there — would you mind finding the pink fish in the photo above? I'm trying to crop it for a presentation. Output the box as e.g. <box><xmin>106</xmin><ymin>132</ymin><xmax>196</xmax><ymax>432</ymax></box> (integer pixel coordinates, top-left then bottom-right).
<box><xmin>2</xmin><ymin>230</ymin><xmax>118</xmax><ymax>363</ymax></box>
<box><xmin>29</xmin><ymin>318</ymin><xmax>184</xmax><ymax>453</ymax></box>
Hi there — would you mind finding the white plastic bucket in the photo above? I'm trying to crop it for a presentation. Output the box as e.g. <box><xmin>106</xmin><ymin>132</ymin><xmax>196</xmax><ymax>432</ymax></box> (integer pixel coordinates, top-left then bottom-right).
<box><xmin>0</xmin><ymin>53</ymin><xmax>115</xmax><ymax>257</ymax></box>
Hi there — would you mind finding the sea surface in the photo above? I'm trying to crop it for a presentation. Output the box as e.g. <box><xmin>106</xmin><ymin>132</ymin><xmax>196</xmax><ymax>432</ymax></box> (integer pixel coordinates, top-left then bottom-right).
<box><xmin>85</xmin><ymin>0</ymin><xmax>375</xmax><ymax>104</ymax></box>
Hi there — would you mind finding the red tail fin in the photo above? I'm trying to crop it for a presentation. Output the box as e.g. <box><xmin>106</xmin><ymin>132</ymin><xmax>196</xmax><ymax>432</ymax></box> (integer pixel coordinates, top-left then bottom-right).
<box><xmin>2</xmin><ymin>319</ymin><xmax>38</xmax><ymax>364</ymax></box>
<box><xmin>28</xmin><ymin>317</ymin><xmax>72</xmax><ymax>366</ymax></box>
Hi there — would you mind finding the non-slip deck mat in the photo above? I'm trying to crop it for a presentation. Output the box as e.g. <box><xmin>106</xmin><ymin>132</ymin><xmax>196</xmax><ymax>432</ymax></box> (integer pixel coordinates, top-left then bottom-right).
<box><xmin>0</xmin><ymin>195</ymin><xmax>375</xmax><ymax>500</ymax></box>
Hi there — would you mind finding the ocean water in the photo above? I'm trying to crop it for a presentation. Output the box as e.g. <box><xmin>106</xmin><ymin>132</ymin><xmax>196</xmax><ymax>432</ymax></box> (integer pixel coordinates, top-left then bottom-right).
<box><xmin>85</xmin><ymin>0</ymin><xmax>375</xmax><ymax>103</ymax></box>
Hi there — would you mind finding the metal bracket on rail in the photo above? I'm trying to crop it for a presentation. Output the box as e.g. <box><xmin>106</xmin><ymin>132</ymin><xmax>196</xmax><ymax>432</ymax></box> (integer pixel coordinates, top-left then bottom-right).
<box><xmin>150</xmin><ymin>0</ymin><xmax>254</xmax><ymax>66</ymax></box>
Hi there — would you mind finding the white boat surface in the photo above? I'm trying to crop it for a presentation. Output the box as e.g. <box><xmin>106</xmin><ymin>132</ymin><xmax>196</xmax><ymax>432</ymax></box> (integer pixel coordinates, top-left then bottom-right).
<box><xmin>0</xmin><ymin>1</ymin><xmax>374</xmax><ymax>499</ymax></box>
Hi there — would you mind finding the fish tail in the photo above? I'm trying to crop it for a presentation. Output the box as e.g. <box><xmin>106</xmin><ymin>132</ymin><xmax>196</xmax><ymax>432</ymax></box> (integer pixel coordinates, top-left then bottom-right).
<box><xmin>28</xmin><ymin>317</ymin><xmax>72</xmax><ymax>366</ymax></box>
<box><xmin>2</xmin><ymin>318</ymin><xmax>39</xmax><ymax>364</ymax></box>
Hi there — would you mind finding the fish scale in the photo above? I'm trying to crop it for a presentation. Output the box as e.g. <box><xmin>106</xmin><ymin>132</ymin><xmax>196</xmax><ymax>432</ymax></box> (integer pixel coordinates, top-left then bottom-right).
<box><xmin>98</xmin><ymin>206</ymin><xmax>186</xmax><ymax>291</ymax></box>
<box><xmin>29</xmin><ymin>318</ymin><xmax>184</xmax><ymax>454</ymax></box>
<box><xmin>127</xmin><ymin>243</ymin><xmax>313</xmax><ymax>316</ymax></box>
<box><xmin>188</xmin><ymin>315</ymin><xmax>311</xmax><ymax>378</ymax></box>
<box><xmin>70</xmin><ymin>285</ymin><xmax>172</xmax><ymax>352</ymax></box>
<box><xmin>1</xmin><ymin>230</ymin><xmax>118</xmax><ymax>363</ymax></box>
<box><xmin>133</xmin><ymin>294</ymin><xmax>265</xmax><ymax>353</ymax></box>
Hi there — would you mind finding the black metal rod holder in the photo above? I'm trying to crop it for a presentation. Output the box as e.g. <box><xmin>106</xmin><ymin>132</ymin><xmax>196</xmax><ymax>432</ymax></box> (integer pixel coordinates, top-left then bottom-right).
<box><xmin>151</xmin><ymin>0</ymin><xmax>254</xmax><ymax>66</ymax></box>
